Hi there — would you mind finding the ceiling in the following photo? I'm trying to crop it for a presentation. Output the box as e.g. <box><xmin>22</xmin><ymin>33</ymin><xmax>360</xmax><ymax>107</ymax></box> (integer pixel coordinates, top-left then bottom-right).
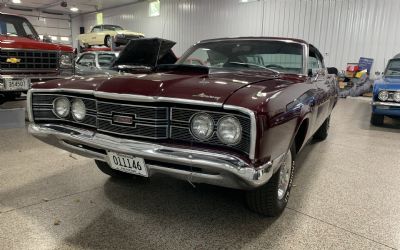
<box><xmin>1</xmin><ymin>0</ymin><xmax>140</xmax><ymax>16</ymax></box>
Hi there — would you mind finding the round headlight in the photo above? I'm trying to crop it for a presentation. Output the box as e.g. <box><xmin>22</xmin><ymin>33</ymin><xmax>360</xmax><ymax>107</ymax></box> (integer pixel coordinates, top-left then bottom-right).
<box><xmin>190</xmin><ymin>113</ymin><xmax>214</xmax><ymax>140</ymax></box>
<box><xmin>53</xmin><ymin>97</ymin><xmax>70</xmax><ymax>118</ymax></box>
<box><xmin>217</xmin><ymin>116</ymin><xmax>242</xmax><ymax>145</ymax></box>
<box><xmin>393</xmin><ymin>92</ymin><xmax>400</xmax><ymax>102</ymax></box>
<box><xmin>60</xmin><ymin>54</ymin><xmax>72</xmax><ymax>68</ymax></box>
<box><xmin>71</xmin><ymin>99</ymin><xmax>86</xmax><ymax>121</ymax></box>
<box><xmin>378</xmin><ymin>91</ymin><xmax>389</xmax><ymax>101</ymax></box>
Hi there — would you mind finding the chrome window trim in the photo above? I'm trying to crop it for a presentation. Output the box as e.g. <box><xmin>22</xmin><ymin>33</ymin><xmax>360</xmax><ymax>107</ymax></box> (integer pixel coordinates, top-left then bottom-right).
<box><xmin>28</xmin><ymin>88</ymin><xmax>258</xmax><ymax>160</ymax></box>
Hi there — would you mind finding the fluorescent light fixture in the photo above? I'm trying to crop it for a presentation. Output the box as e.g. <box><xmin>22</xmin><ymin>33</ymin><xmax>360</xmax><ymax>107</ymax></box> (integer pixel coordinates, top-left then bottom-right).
<box><xmin>60</xmin><ymin>37</ymin><xmax>69</xmax><ymax>41</ymax></box>
<box><xmin>51</xmin><ymin>36</ymin><xmax>58</xmax><ymax>41</ymax></box>
<box><xmin>70</xmin><ymin>7</ymin><xmax>79</xmax><ymax>12</ymax></box>
<box><xmin>39</xmin><ymin>35</ymin><xmax>43</xmax><ymax>39</ymax></box>
<box><xmin>12</xmin><ymin>0</ymin><xmax>21</xmax><ymax>3</ymax></box>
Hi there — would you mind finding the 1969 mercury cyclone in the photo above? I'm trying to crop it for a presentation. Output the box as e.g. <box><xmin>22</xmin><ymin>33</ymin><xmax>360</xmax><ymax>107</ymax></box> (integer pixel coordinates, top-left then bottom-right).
<box><xmin>28</xmin><ymin>37</ymin><xmax>337</xmax><ymax>216</ymax></box>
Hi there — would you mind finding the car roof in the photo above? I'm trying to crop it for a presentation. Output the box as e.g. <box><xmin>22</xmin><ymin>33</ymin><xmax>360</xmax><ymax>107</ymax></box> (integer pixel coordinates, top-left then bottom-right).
<box><xmin>199</xmin><ymin>37</ymin><xmax>308</xmax><ymax>45</ymax></box>
<box><xmin>393</xmin><ymin>54</ymin><xmax>400</xmax><ymax>59</ymax></box>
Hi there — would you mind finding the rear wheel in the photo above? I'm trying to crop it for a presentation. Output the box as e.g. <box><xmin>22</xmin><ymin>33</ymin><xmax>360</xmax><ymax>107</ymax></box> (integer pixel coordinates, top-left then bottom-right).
<box><xmin>246</xmin><ymin>144</ymin><xmax>296</xmax><ymax>217</ymax></box>
<box><xmin>105</xmin><ymin>35</ymin><xmax>112</xmax><ymax>47</ymax></box>
<box><xmin>95</xmin><ymin>160</ymin><xmax>136</xmax><ymax>178</ymax></box>
<box><xmin>371</xmin><ymin>113</ymin><xmax>384</xmax><ymax>126</ymax></box>
<box><xmin>313</xmin><ymin>115</ymin><xmax>330</xmax><ymax>141</ymax></box>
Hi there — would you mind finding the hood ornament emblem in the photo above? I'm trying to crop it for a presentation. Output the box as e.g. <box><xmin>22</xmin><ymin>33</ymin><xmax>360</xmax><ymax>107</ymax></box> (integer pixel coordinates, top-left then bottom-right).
<box><xmin>192</xmin><ymin>92</ymin><xmax>220</xmax><ymax>101</ymax></box>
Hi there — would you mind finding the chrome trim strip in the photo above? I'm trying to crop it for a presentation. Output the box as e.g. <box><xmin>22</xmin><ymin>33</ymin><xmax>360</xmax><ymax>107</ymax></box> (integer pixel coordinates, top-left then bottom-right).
<box><xmin>97</xmin><ymin>118</ymin><xmax>169</xmax><ymax>128</ymax></box>
<box><xmin>27</xmin><ymin>90</ymin><xmax>34</xmax><ymax>122</ymax></box>
<box><xmin>28</xmin><ymin>123</ymin><xmax>276</xmax><ymax>189</ymax></box>
<box><xmin>371</xmin><ymin>101</ymin><xmax>400</xmax><ymax>107</ymax></box>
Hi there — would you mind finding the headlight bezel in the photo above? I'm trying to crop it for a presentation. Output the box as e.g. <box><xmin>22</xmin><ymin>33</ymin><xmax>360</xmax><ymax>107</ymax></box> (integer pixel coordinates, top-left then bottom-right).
<box><xmin>190</xmin><ymin>112</ymin><xmax>215</xmax><ymax>141</ymax></box>
<box><xmin>393</xmin><ymin>92</ymin><xmax>400</xmax><ymax>102</ymax></box>
<box><xmin>71</xmin><ymin>98</ymin><xmax>86</xmax><ymax>121</ymax></box>
<box><xmin>52</xmin><ymin>97</ymin><xmax>71</xmax><ymax>118</ymax></box>
<box><xmin>378</xmin><ymin>90</ymin><xmax>389</xmax><ymax>101</ymax></box>
<box><xmin>217</xmin><ymin>115</ymin><xmax>242</xmax><ymax>145</ymax></box>
<box><xmin>59</xmin><ymin>53</ymin><xmax>73</xmax><ymax>68</ymax></box>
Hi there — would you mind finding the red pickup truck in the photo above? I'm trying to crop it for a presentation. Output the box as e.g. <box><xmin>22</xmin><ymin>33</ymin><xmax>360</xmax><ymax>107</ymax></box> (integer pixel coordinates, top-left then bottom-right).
<box><xmin>0</xmin><ymin>13</ymin><xmax>74</xmax><ymax>103</ymax></box>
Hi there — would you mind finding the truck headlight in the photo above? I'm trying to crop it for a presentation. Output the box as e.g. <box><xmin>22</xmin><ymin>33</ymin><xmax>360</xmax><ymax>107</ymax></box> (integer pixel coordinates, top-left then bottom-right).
<box><xmin>60</xmin><ymin>53</ymin><xmax>73</xmax><ymax>68</ymax></box>
<box><xmin>393</xmin><ymin>92</ymin><xmax>400</xmax><ymax>102</ymax></box>
<box><xmin>190</xmin><ymin>113</ymin><xmax>214</xmax><ymax>140</ymax></box>
<box><xmin>378</xmin><ymin>91</ymin><xmax>389</xmax><ymax>101</ymax></box>
<box><xmin>217</xmin><ymin>116</ymin><xmax>242</xmax><ymax>145</ymax></box>
<box><xmin>53</xmin><ymin>97</ymin><xmax>70</xmax><ymax>118</ymax></box>
<box><xmin>71</xmin><ymin>99</ymin><xmax>86</xmax><ymax>121</ymax></box>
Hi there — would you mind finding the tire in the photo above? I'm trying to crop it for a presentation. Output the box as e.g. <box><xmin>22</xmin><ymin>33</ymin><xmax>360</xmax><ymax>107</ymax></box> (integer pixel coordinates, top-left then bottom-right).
<box><xmin>246</xmin><ymin>144</ymin><xmax>296</xmax><ymax>217</ymax></box>
<box><xmin>105</xmin><ymin>35</ymin><xmax>112</xmax><ymax>47</ymax></box>
<box><xmin>95</xmin><ymin>160</ymin><xmax>136</xmax><ymax>178</ymax></box>
<box><xmin>313</xmin><ymin>115</ymin><xmax>330</xmax><ymax>141</ymax></box>
<box><xmin>371</xmin><ymin>113</ymin><xmax>384</xmax><ymax>126</ymax></box>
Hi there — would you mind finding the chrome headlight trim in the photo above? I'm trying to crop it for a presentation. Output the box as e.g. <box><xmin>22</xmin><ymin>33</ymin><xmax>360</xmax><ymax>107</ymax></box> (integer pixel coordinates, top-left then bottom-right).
<box><xmin>378</xmin><ymin>90</ymin><xmax>389</xmax><ymax>101</ymax></box>
<box><xmin>53</xmin><ymin>97</ymin><xmax>70</xmax><ymax>118</ymax></box>
<box><xmin>217</xmin><ymin>115</ymin><xmax>242</xmax><ymax>145</ymax></box>
<box><xmin>190</xmin><ymin>112</ymin><xmax>215</xmax><ymax>141</ymax></box>
<box><xmin>71</xmin><ymin>98</ymin><xmax>86</xmax><ymax>121</ymax></box>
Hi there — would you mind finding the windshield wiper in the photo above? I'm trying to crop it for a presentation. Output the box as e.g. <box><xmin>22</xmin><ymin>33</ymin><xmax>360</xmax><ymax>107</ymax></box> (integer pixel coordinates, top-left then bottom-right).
<box><xmin>225</xmin><ymin>62</ymin><xmax>280</xmax><ymax>73</ymax></box>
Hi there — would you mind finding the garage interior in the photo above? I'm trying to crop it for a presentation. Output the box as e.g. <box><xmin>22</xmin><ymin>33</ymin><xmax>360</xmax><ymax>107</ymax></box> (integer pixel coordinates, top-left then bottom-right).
<box><xmin>0</xmin><ymin>0</ymin><xmax>400</xmax><ymax>249</ymax></box>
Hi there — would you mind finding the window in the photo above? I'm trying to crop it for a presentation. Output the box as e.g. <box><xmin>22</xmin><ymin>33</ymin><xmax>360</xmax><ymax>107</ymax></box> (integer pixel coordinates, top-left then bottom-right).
<box><xmin>22</xmin><ymin>22</ymin><xmax>34</xmax><ymax>36</ymax></box>
<box><xmin>178</xmin><ymin>40</ymin><xmax>304</xmax><ymax>74</ymax></box>
<box><xmin>0</xmin><ymin>14</ymin><xmax>39</xmax><ymax>39</ymax></box>
<box><xmin>91</xmin><ymin>26</ymin><xmax>101</xmax><ymax>33</ymax></box>
<box><xmin>103</xmin><ymin>25</ymin><xmax>123</xmax><ymax>31</ymax></box>
<box><xmin>385</xmin><ymin>59</ymin><xmax>400</xmax><ymax>76</ymax></box>
<box><xmin>77</xmin><ymin>54</ymin><xmax>96</xmax><ymax>67</ymax></box>
<box><xmin>98</xmin><ymin>54</ymin><xmax>117</xmax><ymax>67</ymax></box>
<box><xmin>308</xmin><ymin>48</ymin><xmax>324</xmax><ymax>74</ymax></box>
<box><xmin>149</xmin><ymin>1</ymin><xmax>160</xmax><ymax>17</ymax></box>
<box><xmin>5</xmin><ymin>23</ymin><xmax>17</xmax><ymax>36</ymax></box>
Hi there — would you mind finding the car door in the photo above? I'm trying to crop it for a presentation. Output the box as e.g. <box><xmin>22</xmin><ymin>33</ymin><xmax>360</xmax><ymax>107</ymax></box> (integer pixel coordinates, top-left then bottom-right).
<box><xmin>309</xmin><ymin>46</ymin><xmax>331</xmax><ymax>130</ymax></box>
<box><xmin>90</xmin><ymin>26</ymin><xmax>102</xmax><ymax>45</ymax></box>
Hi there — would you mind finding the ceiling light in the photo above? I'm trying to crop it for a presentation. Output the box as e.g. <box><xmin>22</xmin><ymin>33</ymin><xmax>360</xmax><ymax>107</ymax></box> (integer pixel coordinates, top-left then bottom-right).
<box><xmin>70</xmin><ymin>7</ymin><xmax>79</xmax><ymax>12</ymax></box>
<box><xmin>12</xmin><ymin>0</ymin><xmax>21</xmax><ymax>3</ymax></box>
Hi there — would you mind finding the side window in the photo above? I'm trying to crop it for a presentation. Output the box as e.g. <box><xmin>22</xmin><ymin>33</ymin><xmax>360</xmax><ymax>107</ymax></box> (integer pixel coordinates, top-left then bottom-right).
<box><xmin>308</xmin><ymin>49</ymin><xmax>324</xmax><ymax>72</ymax></box>
<box><xmin>22</xmin><ymin>22</ymin><xmax>34</xmax><ymax>36</ymax></box>
<box><xmin>91</xmin><ymin>26</ymin><xmax>101</xmax><ymax>33</ymax></box>
<box><xmin>77</xmin><ymin>54</ymin><xmax>96</xmax><ymax>66</ymax></box>
<box><xmin>183</xmin><ymin>48</ymin><xmax>227</xmax><ymax>67</ymax></box>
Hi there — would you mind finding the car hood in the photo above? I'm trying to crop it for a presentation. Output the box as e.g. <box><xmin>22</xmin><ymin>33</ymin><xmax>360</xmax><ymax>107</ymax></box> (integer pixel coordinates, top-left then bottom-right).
<box><xmin>0</xmin><ymin>35</ymin><xmax>72</xmax><ymax>51</ymax></box>
<box><xmin>376</xmin><ymin>76</ymin><xmax>400</xmax><ymax>90</ymax></box>
<box><xmin>113</xmin><ymin>38</ymin><xmax>177</xmax><ymax>69</ymax></box>
<box><xmin>33</xmin><ymin>71</ymin><xmax>289</xmax><ymax>105</ymax></box>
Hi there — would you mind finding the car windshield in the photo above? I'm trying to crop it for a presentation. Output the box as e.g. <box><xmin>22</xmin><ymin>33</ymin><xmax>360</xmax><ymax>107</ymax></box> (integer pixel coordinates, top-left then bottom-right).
<box><xmin>103</xmin><ymin>25</ymin><xmax>123</xmax><ymax>31</ymax></box>
<box><xmin>177</xmin><ymin>40</ymin><xmax>304</xmax><ymax>74</ymax></box>
<box><xmin>385</xmin><ymin>59</ymin><xmax>400</xmax><ymax>77</ymax></box>
<box><xmin>98</xmin><ymin>54</ymin><xmax>117</xmax><ymax>67</ymax></box>
<box><xmin>0</xmin><ymin>14</ymin><xmax>39</xmax><ymax>39</ymax></box>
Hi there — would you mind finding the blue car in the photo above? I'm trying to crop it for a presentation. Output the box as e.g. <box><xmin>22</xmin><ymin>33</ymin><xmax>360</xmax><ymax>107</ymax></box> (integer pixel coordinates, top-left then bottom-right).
<box><xmin>371</xmin><ymin>55</ymin><xmax>400</xmax><ymax>125</ymax></box>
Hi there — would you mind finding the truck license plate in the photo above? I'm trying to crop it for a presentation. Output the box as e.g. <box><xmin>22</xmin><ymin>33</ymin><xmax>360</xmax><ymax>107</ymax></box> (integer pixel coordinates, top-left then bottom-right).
<box><xmin>4</xmin><ymin>78</ymin><xmax>30</xmax><ymax>91</ymax></box>
<box><xmin>107</xmin><ymin>152</ymin><xmax>148</xmax><ymax>177</ymax></box>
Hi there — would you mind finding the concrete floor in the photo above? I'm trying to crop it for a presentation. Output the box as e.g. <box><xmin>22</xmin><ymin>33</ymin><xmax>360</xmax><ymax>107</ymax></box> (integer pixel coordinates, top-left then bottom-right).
<box><xmin>0</xmin><ymin>98</ymin><xmax>399</xmax><ymax>250</ymax></box>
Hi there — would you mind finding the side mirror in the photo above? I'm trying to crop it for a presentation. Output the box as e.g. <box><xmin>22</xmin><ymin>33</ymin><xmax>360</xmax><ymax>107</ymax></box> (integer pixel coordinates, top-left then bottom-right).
<box><xmin>327</xmin><ymin>67</ymin><xmax>338</xmax><ymax>75</ymax></box>
<box><xmin>43</xmin><ymin>34</ymin><xmax>52</xmax><ymax>43</ymax></box>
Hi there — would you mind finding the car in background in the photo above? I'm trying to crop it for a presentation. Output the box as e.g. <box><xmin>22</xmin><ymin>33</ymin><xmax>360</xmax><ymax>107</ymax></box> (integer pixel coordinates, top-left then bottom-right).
<box><xmin>75</xmin><ymin>51</ymin><xmax>119</xmax><ymax>76</ymax></box>
<box><xmin>0</xmin><ymin>13</ymin><xmax>74</xmax><ymax>104</ymax></box>
<box><xmin>371</xmin><ymin>54</ymin><xmax>400</xmax><ymax>125</ymax></box>
<box><xmin>28</xmin><ymin>37</ymin><xmax>337</xmax><ymax>216</ymax></box>
<box><xmin>77</xmin><ymin>24</ymin><xmax>144</xmax><ymax>48</ymax></box>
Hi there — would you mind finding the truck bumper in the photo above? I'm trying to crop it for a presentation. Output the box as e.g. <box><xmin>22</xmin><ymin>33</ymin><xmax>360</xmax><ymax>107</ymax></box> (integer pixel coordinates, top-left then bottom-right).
<box><xmin>28</xmin><ymin>123</ymin><xmax>285</xmax><ymax>190</ymax></box>
<box><xmin>371</xmin><ymin>101</ymin><xmax>400</xmax><ymax>117</ymax></box>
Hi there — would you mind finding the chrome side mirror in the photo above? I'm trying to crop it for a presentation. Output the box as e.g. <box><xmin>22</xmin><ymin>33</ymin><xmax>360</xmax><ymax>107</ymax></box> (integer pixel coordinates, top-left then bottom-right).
<box><xmin>42</xmin><ymin>34</ymin><xmax>52</xmax><ymax>43</ymax></box>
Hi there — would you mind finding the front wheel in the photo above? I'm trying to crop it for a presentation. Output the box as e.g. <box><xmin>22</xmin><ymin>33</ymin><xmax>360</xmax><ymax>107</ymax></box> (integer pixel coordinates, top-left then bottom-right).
<box><xmin>246</xmin><ymin>144</ymin><xmax>296</xmax><ymax>217</ymax></box>
<box><xmin>370</xmin><ymin>113</ymin><xmax>384</xmax><ymax>126</ymax></box>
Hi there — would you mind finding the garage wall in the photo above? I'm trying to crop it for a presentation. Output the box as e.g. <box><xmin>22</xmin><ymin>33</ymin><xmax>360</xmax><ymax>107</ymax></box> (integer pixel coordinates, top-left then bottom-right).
<box><xmin>2</xmin><ymin>8</ymin><xmax>72</xmax><ymax>45</ymax></box>
<box><xmin>73</xmin><ymin>0</ymin><xmax>400</xmax><ymax>72</ymax></box>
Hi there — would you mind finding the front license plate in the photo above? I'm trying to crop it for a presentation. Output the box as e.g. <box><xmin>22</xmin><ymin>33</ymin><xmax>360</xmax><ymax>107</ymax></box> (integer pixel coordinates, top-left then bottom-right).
<box><xmin>107</xmin><ymin>152</ymin><xmax>148</xmax><ymax>177</ymax></box>
<box><xmin>5</xmin><ymin>78</ymin><xmax>30</xmax><ymax>91</ymax></box>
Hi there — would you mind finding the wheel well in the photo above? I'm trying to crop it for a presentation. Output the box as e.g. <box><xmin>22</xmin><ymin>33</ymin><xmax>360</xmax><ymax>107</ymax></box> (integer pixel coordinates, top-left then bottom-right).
<box><xmin>294</xmin><ymin>119</ymin><xmax>309</xmax><ymax>153</ymax></box>
<box><xmin>104</xmin><ymin>35</ymin><xmax>110</xmax><ymax>43</ymax></box>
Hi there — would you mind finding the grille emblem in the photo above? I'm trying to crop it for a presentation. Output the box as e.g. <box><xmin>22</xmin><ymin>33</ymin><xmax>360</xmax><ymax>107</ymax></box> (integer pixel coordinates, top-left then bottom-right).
<box><xmin>6</xmin><ymin>57</ymin><xmax>21</xmax><ymax>64</ymax></box>
<box><xmin>113</xmin><ymin>115</ymin><xmax>134</xmax><ymax>125</ymax></box>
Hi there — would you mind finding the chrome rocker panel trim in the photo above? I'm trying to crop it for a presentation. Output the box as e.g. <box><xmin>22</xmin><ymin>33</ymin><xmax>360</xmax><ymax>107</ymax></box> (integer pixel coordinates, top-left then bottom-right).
<box><xmin>28</xmin><ymin>123</ymin><xmax>284</xmax><ymax>190</ymax></box>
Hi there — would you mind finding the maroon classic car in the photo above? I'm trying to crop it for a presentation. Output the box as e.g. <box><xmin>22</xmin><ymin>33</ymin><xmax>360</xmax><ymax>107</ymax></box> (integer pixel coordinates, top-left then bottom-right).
<box><xmin>28</xmin><ymin>37</ymin><xmax>337</xmax><ymax>216</ymax></box>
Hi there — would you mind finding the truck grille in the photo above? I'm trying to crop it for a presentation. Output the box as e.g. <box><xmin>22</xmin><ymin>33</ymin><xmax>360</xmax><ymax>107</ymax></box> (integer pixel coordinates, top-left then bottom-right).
<box><xmin>0</xmin><ymin>49</ymin><xmax>58</xmax><ymax>72</ymax></box>
<box><xmin>31</xmin><ymin>93</ymin><xmax>251</xmax><ymax>155</ymax></box>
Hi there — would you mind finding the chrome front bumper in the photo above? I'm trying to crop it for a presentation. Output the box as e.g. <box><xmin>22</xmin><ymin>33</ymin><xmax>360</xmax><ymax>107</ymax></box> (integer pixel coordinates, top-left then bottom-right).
<box><xmin>29</xmin><ymin>123</ymin><xmax>283</xmax><ymax>190</ymax></box>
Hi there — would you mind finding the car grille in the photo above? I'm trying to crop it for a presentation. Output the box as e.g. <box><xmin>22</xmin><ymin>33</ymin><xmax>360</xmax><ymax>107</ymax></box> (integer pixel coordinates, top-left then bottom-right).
<box><xmin>31</xmin><ymin>93</ymin><xmax>252</xmax><ymax>155</ymax></box>
<box><xmin>0</xmin><ymin>49</ymin><xmax>58</xmax><ymax>73</ymax></box>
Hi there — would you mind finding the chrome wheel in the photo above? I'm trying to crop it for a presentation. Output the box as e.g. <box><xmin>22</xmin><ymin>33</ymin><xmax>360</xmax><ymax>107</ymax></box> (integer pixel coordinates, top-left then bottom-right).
<box><xmin>277</xmin><ymin>150</ymin><xmax>293</xmax><ymax>200</ymax></box>
<box><xmin>106</xmin><ymin>36</ymin><xmax>112</xmax><ymax>47</ymax></box>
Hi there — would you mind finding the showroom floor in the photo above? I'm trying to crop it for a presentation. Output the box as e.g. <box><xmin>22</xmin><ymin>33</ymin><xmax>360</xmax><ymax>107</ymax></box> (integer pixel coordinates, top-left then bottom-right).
<box><xmin>0</xmin><ymin>98</ymin><xmax>399</xmax><ymax>250</ymax></box>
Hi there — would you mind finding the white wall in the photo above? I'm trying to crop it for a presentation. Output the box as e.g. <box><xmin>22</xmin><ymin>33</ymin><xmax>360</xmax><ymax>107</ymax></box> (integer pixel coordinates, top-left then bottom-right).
<box><xmin>3</xmin><ymin>8</ymin><xmax>72</xmax><ymax>45</ymax></box>
<box><xmin>73</xmin><ymin>0</ymin><xmax>400</xmax><ymax>72</ymax></box>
